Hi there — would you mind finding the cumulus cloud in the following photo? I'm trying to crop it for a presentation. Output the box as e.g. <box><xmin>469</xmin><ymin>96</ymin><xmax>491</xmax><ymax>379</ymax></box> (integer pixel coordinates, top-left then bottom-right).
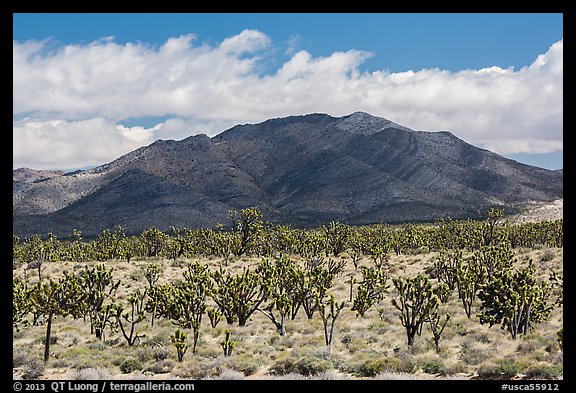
<box><xmin>13</xmin><ymin>30</ymin><xmax>562</xmax><ymax>170</ymax></box>
<box><xmin>13</xmin><ymin>118</ymin><xmax>158</xmax><ymax>170</ymax></box>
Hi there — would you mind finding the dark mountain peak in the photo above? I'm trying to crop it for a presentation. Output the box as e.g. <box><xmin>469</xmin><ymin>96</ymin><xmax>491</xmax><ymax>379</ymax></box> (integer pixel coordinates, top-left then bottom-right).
<box><xmin>335</xmin><ymin>111</ymin><xmax>413</xmax><ymax>136</ymax></box>
<box><xmin>273</xmin><ymin>112</ymin><xmax>336</xmax><ymax>125</ymax></box>
<box><xmin>13</xmin><ymin>112</ymin><xmax>563</xmax><ymax>237</ymax></box>
<box><xmin>216</xmin><ymin>111</ymin><xmax>416</xmax><ymax>142</ymax></box>
<box><xmin>182</xmin><ymin>133</ymin><xmax>211</xmax><ymax>143</ymax></box>
<box><xmin>215</xmin><ymin>113</ymin><xmax>337</xmax><ymax>142</ymax></box>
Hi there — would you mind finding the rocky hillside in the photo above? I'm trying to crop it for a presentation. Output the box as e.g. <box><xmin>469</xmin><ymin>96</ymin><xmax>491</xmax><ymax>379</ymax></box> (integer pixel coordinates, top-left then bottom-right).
<box><xmin>13</xmin><ymin>112</ymin><xmax>563</xmax><ymax>237</ymax></box>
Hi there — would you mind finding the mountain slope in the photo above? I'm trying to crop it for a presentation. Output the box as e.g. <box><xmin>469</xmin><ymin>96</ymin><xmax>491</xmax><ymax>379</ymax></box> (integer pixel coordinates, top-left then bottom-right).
<box><xmin>13</xmin><ymin>112</ymin><xmax>563</xmax><ymax>237</ymax></box>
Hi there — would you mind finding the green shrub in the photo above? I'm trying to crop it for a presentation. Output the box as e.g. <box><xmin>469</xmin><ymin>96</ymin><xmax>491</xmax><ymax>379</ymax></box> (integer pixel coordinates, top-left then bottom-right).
<box><xmin>294</xmin><ymin>356</ymin><xmax>333</xmax><ymax>376</ymax></box>
<box><xmin>269</xmin><ymin>358</ymin><xmax>296</xmax><ymax>376</ymax></box>
<box><xmin>525</xmin><ymin>365</ymin><xmax>563</xmax><ymax>379</ymax></box>
<box><xmin>270</xmin><ymin>356</ymin><xmax>333</xmax><ymax>376</ymax></box>
<box><xmin>357</xmin><ymin>358</ymin><xmax>403</xmax><ymax>377</ymax></box>
<box><xmin>421</xmin><ymin>359</ymin><xmax>444</xmax><ymax>374</ymax></box>
<box><xmin>119</xmin><ymin>358</ymin><xmax>143</xmax><ymax>374</ymax></box>
<box><xmin>438</xmin><ymin>362</ymin><xmax>466</xmax><ymax>377</ymax></box>
<box><xmin>477</xmin><ymin>360</ymin><xmax>523</xmax><ymax>379</ymax></box>
<box><xmin>228</xmin><ymin>353</ymin><xmax>261</xmax><ymax>376</ymax></box>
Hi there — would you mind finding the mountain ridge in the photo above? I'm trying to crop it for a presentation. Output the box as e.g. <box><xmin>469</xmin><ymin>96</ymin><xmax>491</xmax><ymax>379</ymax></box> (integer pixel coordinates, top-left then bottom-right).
<box><xmin>13</xmin><ymin>112</ymin><xmax>563</xmax><ymax>237</ymax></box>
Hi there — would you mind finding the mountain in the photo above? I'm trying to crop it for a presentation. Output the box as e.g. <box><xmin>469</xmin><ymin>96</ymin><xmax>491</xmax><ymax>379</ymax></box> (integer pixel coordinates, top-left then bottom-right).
<box><xmin>13</xmin><ymin>112</ymin><xmax>563</xmax><ymax>238</ymax></box>
<box><xmin>12</xmin><ymin>168</ymin><xmax>65</xmax><ymax>183</ymax></box>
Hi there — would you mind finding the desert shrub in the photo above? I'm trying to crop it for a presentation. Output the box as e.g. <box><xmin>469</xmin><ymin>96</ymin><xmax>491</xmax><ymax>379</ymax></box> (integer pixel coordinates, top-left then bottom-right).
<box><xmin>269</xmin><ymin>356</ymin><xmax>333</xmax><ymax>376</ymax></box>
<box><xmin>136</xmin><ymin>348</ymin><xmax>155</xmax><ymax>363</ymax></box>
<box><xmin>171</xmin><ymin>362</ymin><xmax>196</xmax><ymax>379</ymax></box>
<box><xmin>225</xmin><ymin>353</ymin><xmax>261</xmax><ymax>376</ymax></box>
<box><xmin>421</xmin><ymin>358</ymin><xmax>445</xmax><ymax>374</ymax></box>
<box><xmin>395</xmin><ymin>349</ymin><xmax>419</xmax><ymax>373</ymax></box>
<box><xmin>525</xmin><ymin>364</ymin><xmax>563</xmax><ymax>379</ymax></box>
<box><xmin>179</xmin><ymin>358</ymin><xmax>225</xmax><ymax>379</ymax></box>
<box><xmin>540</xmin><ymin>249</ymin><xmax>555</xmax><ymax>262</ymax></box>
<box><xmin>119</xmin><ymin>358</ymin><xmax>143</xmax><ymax>374</ymax></box>
<box><xmin>87</xmin><ymin>340</ymin><xmax>107</xmax><ymax>351</ymax></box>
<box><xmin>460</xmin><ymin>346</ymin><xmax>490</xmax><ymax>365</ymax></box>
<box><xmin>20</xmin><ymin>359</ymin><xmax>45</xmax><ymax>380</ymax></box>
<box><xmin>13</xmin><ymin>348</ymin><xmax>33</xmax><ymax>368</ymax></box>
<box><xmin>356</xmin><ymin>357</ymin><xmax>403</xmax><ymax>377</ymax></box>
<box><xmin>215</xmin><ymin>369</ymin><xmax>245</xmax><ymax>380</ymax></box>
<box><xmin>516</xmin><ymin>339</ymin><xmax>543</xmax><ymax>356</ymax></box>
<box><xmin>294</xmin><ymin>356</ymin><xmax>333</xmax><ymax>376</ymax></box>
<box><xmin>438</xmin><ymin>362</ymin><xmax>466</xmax><ymax>377</ymax></box>
<box><xmin>269</xmin><ymin>358</ymin><xmax>296</xmax><ymax>375</ymax></box>
<box><xmin>50</xmin><ymin>358</ymin><xmax>73</xmax><ymax>368</ymax></box>
<box><xmin>151</xmin><ymin>346</ymin><xmax>172</xmax><ymax>361</ymax></box>
<box><xmin>144</xmin><ymin>359</ymin><xmax>175</xmax><ymax>375</ymax></box>
<box><xmin>477</xmin><ymin>359</ymin><xmax>523</xmax><ymax>379</ymax></box>
<box><xmin>144</xmin><ymin>334</ymin><xmax>169</xmax><ymax>348</ymax></box>
<box><xmin>472</xmin><ymin>331</ymin><xmax>491</xmax><ymax>344</ymax></box>
<box><xmin>341</xmin><ymin>332</ymin><xmax>368</xmax><ymax>353</ymax></box>
<box><xmin>56</xmin><ymin>345</ymin><xmax>116</xmax><ymax>370</ymax></box>
<box><xmin>73</xmin><ymin>367</ymin><xmax>112</xmax><ymax>380</ymax></box>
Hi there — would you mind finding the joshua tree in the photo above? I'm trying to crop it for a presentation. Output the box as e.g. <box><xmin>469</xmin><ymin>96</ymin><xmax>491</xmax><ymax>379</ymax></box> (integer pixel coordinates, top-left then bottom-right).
<box><xmin>212</xmin><ymin>266</ymin><xmax>270</xmax><ymax>327</ymax></box>
<box><xmin>351</xmin><ymin>266</ymin><xmax>389</xmax><ymax>317</ymax></box>
<box><xmin>78</xmin><ymin>264</ymin><xmax>120</xmax><ymax>338</ymax></box>
<box><xmin>143</xmin><ymin>263</ymin><xmax>164</xmax><ymax>289</ymax></box>
<box><xmin>455</xmin><ymin>258</ymin><xmax>485</xmax><ymax>318</ymax></box>
<box><xmin>113</xmin><ymin>289</ymin><xmax>147</xmax><ymax>346</ymax></box>
<box><xmin>228</xmin><ymin>207</ymin><xmax>265</xmax><ymax>257</ymax></box>
<box><xmin>257</xmin><ymin>255</ymin><xmax>300</xmax><ymax>336</ymax></box>
<box><xmin>13</xmin><ymin>276</ymin><xmax>30</xmax><ymax>332</ymax></box>
<box><xmin>477</xmin><ymin>262</ymin><xmax>555</xmax><ymax>339</ymax></box>
<box><xmin>322</xmin><ymin>221</ymin><xmax>351</xmax><ymax>257</ymax></box>
<box><xmin>171</xmin><ymin>329</ymin><xmax>189</xmax><ymax>362</ymax></box>
<box><xmin>318</xmin><ymin>293</ymin><xmax>346</xmax><ymax>350</ymax></box>
<box><xmin>391</xmin><ymin>273</ymin><xmax>435</xmax><ymax>346</ymax></box>
<box><xmin>221</xmin><ymin>329</ymin><xmax>235</xmax><ymax>356</ymax></box>
<box><xmin>28</xmin><ymin>273</ymin><xmax>86</xmax><ymax>361</ymax></box>
<box><xmin>425</xmin><ymin>295</ymin><xmax>451</xmax><ymax>352</ymax></box>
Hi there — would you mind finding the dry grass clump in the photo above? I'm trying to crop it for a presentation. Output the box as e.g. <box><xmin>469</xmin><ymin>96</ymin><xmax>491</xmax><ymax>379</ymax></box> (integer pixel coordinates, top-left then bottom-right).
<box><xmin>72</xmin><ymin>367</ymin><xmax>112</xmax><ymax>380</ymax></box>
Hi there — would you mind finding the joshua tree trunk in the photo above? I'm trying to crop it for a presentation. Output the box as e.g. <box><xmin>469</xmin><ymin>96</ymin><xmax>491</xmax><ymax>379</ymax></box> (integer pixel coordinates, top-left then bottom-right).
<box><xmin>43</xmin><ymin>313</ymin><xmax>53</xmax><ymax>362</ymax></box>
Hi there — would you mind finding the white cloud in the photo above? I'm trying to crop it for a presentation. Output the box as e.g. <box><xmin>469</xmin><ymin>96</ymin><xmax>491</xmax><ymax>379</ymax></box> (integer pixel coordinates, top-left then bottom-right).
<box><xmin>13</xmin><ymin>118</ymin><xmax>157</xmax><ymax>170</ymax></box>
<box><xmin>13</xmin><ymin>31</ymin><xmax>562</xmax><ymax>169</ymax></box>
<box><xmin>482</xmin><ymin>138</ymin><xmax>563</xmax><ymax>155</ymax></box>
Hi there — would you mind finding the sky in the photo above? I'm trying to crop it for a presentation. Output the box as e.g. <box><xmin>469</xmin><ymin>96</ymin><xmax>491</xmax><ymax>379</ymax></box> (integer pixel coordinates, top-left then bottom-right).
<box><xmin>13</xmin><ymin>13</ymin><xmax>563</xmax><ymax>171</ymax></box>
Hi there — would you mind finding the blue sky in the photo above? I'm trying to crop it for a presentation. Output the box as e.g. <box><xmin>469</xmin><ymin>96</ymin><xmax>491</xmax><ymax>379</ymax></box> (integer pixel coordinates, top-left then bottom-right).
<box><xmin>13</xmin><ymin>13</ymin><xmax>563</xmax><ymax>170</ymax></box>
